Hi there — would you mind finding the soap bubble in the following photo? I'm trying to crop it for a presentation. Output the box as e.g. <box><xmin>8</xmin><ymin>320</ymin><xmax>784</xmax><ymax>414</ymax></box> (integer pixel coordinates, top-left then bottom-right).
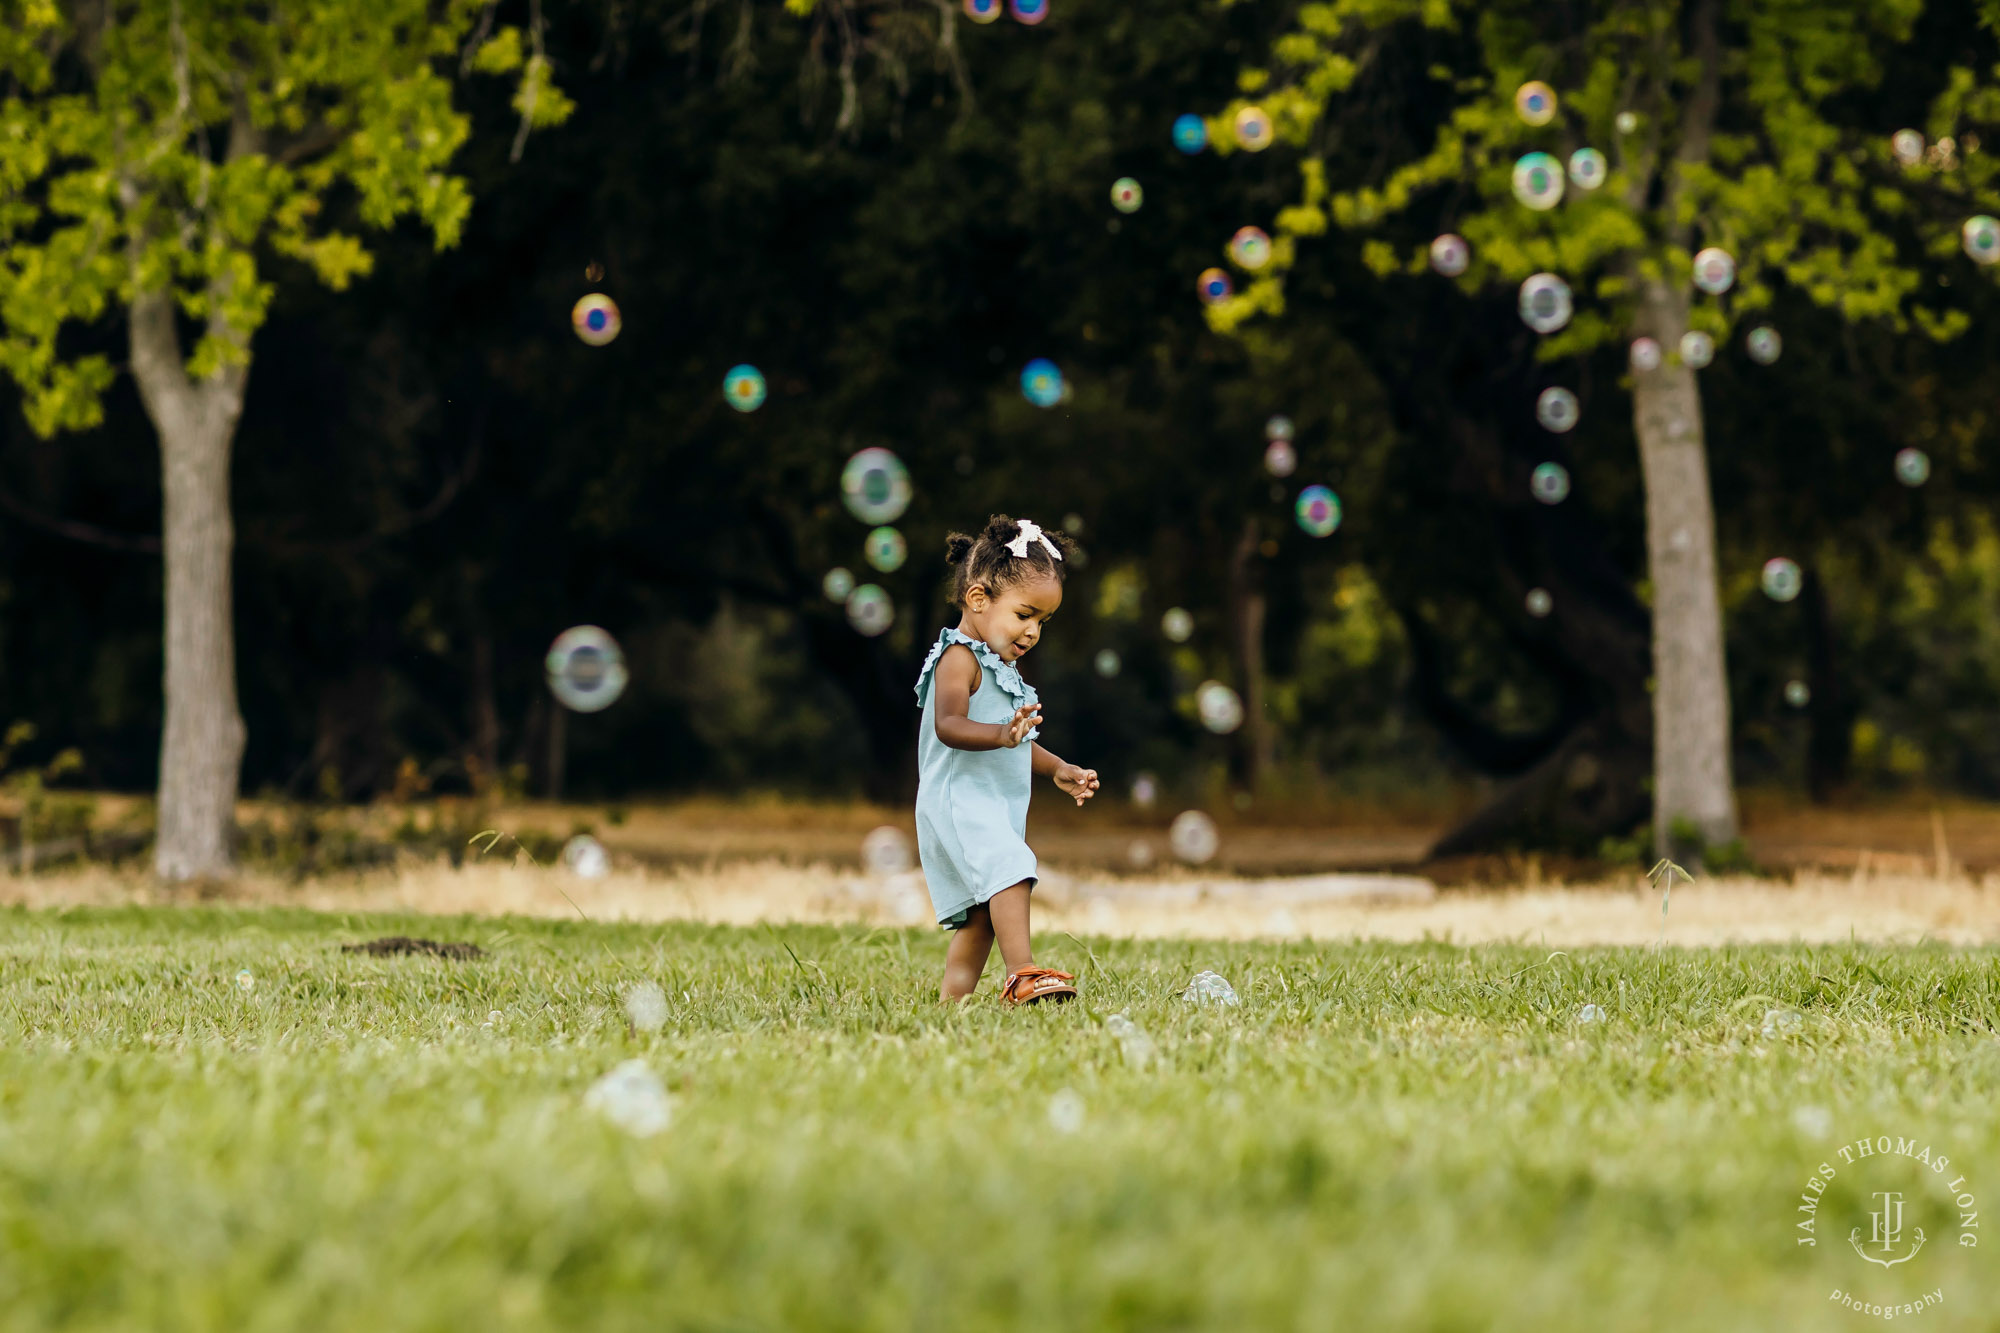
<box><xmin>1182</xmin><ymin>969</ymin><xmax>1241</xmax><ymax>1005</ymax></box>
<box><xmin>1536</xmin><ymin>387</ymin><xmax>1579</xmax><ymax>433</ymax></box>
<box><xmin>1263</xmin><ymin>441</ymin><xmax>1297</xmax><ymax>477</ymax></box>
<box><xmin>1429</xmin><ymin>233</ymin><xmax>1470</xmax><ymax>276</ymax></box>
<box><xmin>1196</xmin><ymin>268</ymin><xmax>1234</xmax><ymax>304</ymax></box>
<box><xmin>1577</xmin><ymin>1003</ymin><xmax>1606</xmax><ymax>1024</ymax></box>
<box><xmin>1525</xmin><ymin>588</ymin><xmax>1553</xmax><ymax>618</ymax></box>
<box><xmin>846</xmin><ymin>584</ymin><xmax>894</xmax><ymax>636</ymax></box>
<box><xmin>1131</xmin><ymin>773</ymin><xmax>1159</xmax><ymax>808</ymax></box>
<box><xmin>1530</xmin><ymin>462</ymin><xmax>1570</xmax><ymax>505</ymax></box>
<box><xmin>1679</xmin><ymin>330</ymin><xmax>1714</xmax><ymax>368</ymax></box>
<box><xmin>1126</xmin><ymin>839</ymin><xmax>1154</xmax><ymax>869</ymax></box>
<box><xmin>546</xmin><ymin>626</ymin><xmax>629</xmax><ymax>713</ymax></box>
<box><xmin>1761</xmin><ymin>557</ymin><xmax>1803</xmax><ymax>602</ymax></box>
<box><xmin>1105</xmin><ymin>1011</ymin><xmax>1157</xmax><ymax>1067</ymax></box>
<box><xmin>584</xmin><ymin>1060</ymin><xmax>672</xmax><ymax>1138</ymax></box>
<box><xmin>1294</xmin><ymin>484</ymin><xmax>1341</xmax><ymax>537</ymax></box>
<box><xmin>1172</xmin><ymin>114</ymin><xmax>1207</xmax><ymax>154</ymax></box>
<box><xmin>1746</xmin><ymin>326</ymin><xmax>1782</xmax><ymax>365</ymax></box>
<box><xmin>1233</xmin><ymin>106</ymin><xmax>1273</xmax><ymax>151</ymax></box>
<box><xmin>864</xmin><ymin>526</ymin><xmax>907</xmax><ymax>573</ymax></box>
<box><xmin>562</xmin><ymin>834</ymin><xmax>610</xmax><ymax>879</ymax></box>
<box><xmin>1047</xmin><ymin>1088</ymin><xmax>1085</xmax><ymax>1133</ymax></box>
<box><xmin>1615</xmin><ymin>111</ymin><xmax>1638</xmax><ymax>135</ymax></box>
<box><xmin>1514</xmin><ymin>81</ymin><xmax>1557</xmax><ymax>126</ymax></box>
<box><xmin>1197</xmin><ymin>680</ymin><xmax>1244</xmax><ymax>734</ymax></box>
<box><xmin>861</xmin><ymin>825</ymin><xmax>914</xmax><ymax>876</ymax></box>
<box><xmin>235</xmin><ymin>969</ymin><xmax>255</xmax><ymax>993</ymax></box>
<box><xmin>1009</xmin><ymin>0</ymin><xmax>1047</xmax><ymax>22</ymax></box>
<box><xmin>1161</xmin><ymin>607</ymin><xmax>1194</xmax><ymax>642</ymax></box>
<box><xmin>1093</xmin><ymin>649</ymin><xmax>1121</xmax><ymax>678</ymax></box>
<box><xmin>1629</xmin><ymin>337</ymin><xmax>1662</xmax><ymax>371</ymax></box>
<box><xmin>1962</xmin><ymin>215</ymin><xmax>2000</xmax><ymax>264</ymax></box>
<box><xmin>1760</xmin><ymin>1008</ymin><xmax>1804</xmax><ymax>1039</ymax></box>
<box><xmin>1229</xmin><ymin>226</ymin><xmax>1272</xmax><ymax>270</ymax></box>
<box><xmin>1511</xmin><ymin>152</ymin><xmax>1565</xmax><ymax>210</ymax></box>
<box><xmin>1692</xmin><ymin>247</ymin><xmax>1735</xmax><ymax>295</ymax></box>
<box><xmin>1265</xmin><ymin>414</ymin><xmax>1295</xmax><ymax>441</ymax></box>
<box><xmin>723</xmin><ymin>364</ymin><xmax>766</xmax><ymax>412</ymax></box>
<box><xmin>964</xmin><ymin>0</ymin><xmax>1001</xmax><ymax>21</ymax></box>
<box><xmin>623</xmin><ymin>982</ymin><xmax>669</xmax><ymax>1033</ymax></box>
<box><xmin>1568</xmin><ymin>147</ymin><xmax>1607</xmax><ymax>189</ymax></box>
<box><xmin>571</xmin><ymin>294</ymin><xmax>621</xmax><ymax>346</ymax></box>
<box><xmin>1518</xmin><ymin>272</ymin><xmax>1573</xmax><ymax>333</ymax></box>
<box><xmin>1169</xmin><ymin>810</ymin><xmax>1219</xmax><ymax>864</ymax></box>
<box><xmin>840</xmin><ymin>448</ymin><xmax>912</xmax><ymax>524</ymax></box>
<box><xmin>1784</xmin><ymin>679</ymin><xmax>1811</xmax><ymax>708</ymax></box>
<box><xmin>822</xmin><ymin>568</ymin><xmax>855</xmax><ymax>603</ymax></box>
<box><xmin>1892</xmin><ymin>128</ymin><xmax>1924</xmax><ymax>165</ymax></box>
<box><xmin>1110</xmin><ymin>177</ymin><xmax>1143</xmax><ymax>213</ymax></box>
<box><xmin>1895</xmin><ymin>447</ymin><xmax>1931</xmax><ymax>486</ymax></box>
<box><xmin>1020</xmin><ymin>357</ymin><xmax>1063</xmax><ymax>408</ymax></box>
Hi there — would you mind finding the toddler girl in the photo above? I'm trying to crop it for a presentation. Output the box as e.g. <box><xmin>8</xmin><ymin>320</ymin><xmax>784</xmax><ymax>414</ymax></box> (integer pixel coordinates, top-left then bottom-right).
<box><xmin>913</xmin><ymin>515</ymin><xmax>1100</xmax><ymax>1004</ymax></box>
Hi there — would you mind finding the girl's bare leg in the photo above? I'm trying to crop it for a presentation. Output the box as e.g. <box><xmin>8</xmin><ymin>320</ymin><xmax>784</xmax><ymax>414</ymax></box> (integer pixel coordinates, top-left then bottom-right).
<box><xmin>986</xmin><ymin>882</ymin><xmax>1035</xmax><ymax>975</ymax></box>
<box><xmin>940</xmin><ymin>904</ymin><xmax>995</xmax><ymax>1001</ymax></box>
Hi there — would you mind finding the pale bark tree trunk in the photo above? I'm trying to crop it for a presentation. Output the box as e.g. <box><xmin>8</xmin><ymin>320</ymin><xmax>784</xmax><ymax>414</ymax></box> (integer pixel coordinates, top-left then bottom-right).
<box><xmin>1225</xmin><ymin>519</ymin><xmax>1273</xmax><ymax>788</ymax></box>
<box><xmin>130</xmin><ymin>291</ymin><xmax>250</xmax><ymax>880</ymax></box>
<box><xmin>1632</xmin><ymin>280</ymin><xmax>1737</xmax><ymax>858</ymax></box>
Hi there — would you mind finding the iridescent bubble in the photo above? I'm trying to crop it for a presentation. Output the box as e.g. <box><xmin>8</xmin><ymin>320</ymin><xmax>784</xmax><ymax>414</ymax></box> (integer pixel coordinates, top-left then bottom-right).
<box><xmin>1892</xmin><ymin>128</ymin><xmax>1924</xmax><ymax>166</ymax></box>
<box><xmin>1263</xmin><ymin>440</ymin><xmax>1297</xmax><ymax>477</ymax></box>
<box><xmin>1294</xmin><ymin>484</ymin><xmax>1341</xmax><ymax>537</ymax></box>
<box><xmin>235</xmin><ymin>969</ymin><xmax>255</xmax><ymax>993</ymax></box>
<box><xmin>1962</xmin><ymin>215</ymin><xmax>2000</xmax><ymax>264</ymax></box>
<box><xmin>1525</xmin><ymin>588</ymin><xmax>1553</xmax><ymax>618</ymax></box>
<box><xmin>1530</xmin><ymin>462</ymin><xmax>1571</xmax><ymax>505</ymax></box>
<box><xmin>1679</xmin><ymin>330</ymin><xmax>1715</xmax><ymax>369</ymax></box>
<box><xmin>1093</xmin><ymin>648</ymin><xmax>1121</xmax><ymax>678</ymax></box>
<box><xmin>1020</xmin><ymin>357</ymin><xmax>1064</xmax><ymax>408</ymax></box>
<box><xmin>1172</xmin><ymin>114</ymin><xmax>1208</xmax><ymax>154</ymax></box>
<box><xmin>1536</xmin><ymin>387</ymin><xmax>1579</xmax><ymax>433</ymax></box>
<box><xmin>1234</xmin><ymin>106</ymin><xmax>1273</xmax><ymax>151</ymax></box>
<box><xmin>1197</xmin><ymin>268</ymin><xmax>1234</xmax><ymax>304</ymax></box>
<box><xmin>1229</xmin><ymin>226</ymin><xmax>1272</xmax><ymax>270</ymax></box>
<box><xmin>1615</xmin><ymin>111</ymin><xmax>1638</xmax><ymax>135</ymax></box>
<box><xmin>846</xmin><ymin>584</ymin><xmax>894</xmax><ymax>636</ymax></box>
<box><xmin>1568</xmin><ymin>147</ymin><xmax>1607</xmax><ymax>190</ymax></box>
<box><xmin>1197</xmin><ymin>681</ymin><xmax>1244</xmax><ymax>734</ymax></box>
<box><xmin>1514</xmin><ymin>81</ymin><xmax>1557</xmax><ymax>126</ymax></box>
<box><xmin>1692</xmin><ymin>247</ymin><xmax>1735</xmax><ymax>295</ymax></box>
<box><xmin>562</xmin><ymin>834</ymin><xmax>609</xmax><ymax>879</ymax></box>
<box><xmin>861</xmin><ymin>825</ymin><xmax>914</xmax><ymax>876</ymax></box>
<box><xmin>546</xmin><ymin>625</ymin><xmax>629</xmax><ymax>713</ymax></box>
<box><xmin>963</xmin><ymin>0</ymin><xmax>1002</xmax><ymax>21</ymax></box>
<box><xmin>571</xmin><ymin>294</ymin><xmax>621</xmax><ymax>346</ymax></box>
<box><xmin>1009</xmin><ymin>0</ymin><xmax>1048</xmax><ymax>24</ymax></box>
<box><xmin>1131</xmin><ymin>772</ymin><xmax>1159</xmax><ymax>808</ymax></box>
<box><xmin>1784</xmin><ymin>679</ymin><xmax>1811</xmax><ymax>708</ymax></box>
<box><xmin>1895</xmin><ymin>447</ymin><xmax>1931</xmax><ymax>486</ymax></box>
<box><xmin>823</xmin><ymin>567</ymin><xmax>855</xmax><ymax>603</ymax></box>
<box><xmin>1577</xmin><ymin>1003</ymin><xmax>1606</xmax><ymax>1024</ymax></box>
<box><xmin>1110</xmin><ymin>177</ymin><xmax>1143</xmax><ymax>213</ymax></box>
<box><xmin>864</xmin><ymin>526</ymin><xmax>907</xmax><ymax>573</ymax></box>
<box><xmin>840</xmin><ymin>448</ymin><xmax>912</xmax><ymax>524</ymax></box>
<box><xmin>1518</xmin><ymin>272</ymin><xmax>1573</xmax><ymax>333</ymax></box>
<box><xmin>1761</xmin><ymin>557</ymin><xmax>1803</xmax><ymax>602</ymax></box>
<box><xmin>1629</xmin><ymin>337</ymin><xmax>1662</xmax><ymax>372</ymax></box>
<box><xmin>1181</xmin><ymin>969</ymin><xmax>1240</xmax><ymax>1005</ymax></box>
<box><xmin>1161</xmin><ymin>607</ymin><xmax>1194</xmax><ymax>642</ymax></box>
<box><xmin>1746</xmin><ymin>326</ymin><xmax>1783</xmax><ymax>365</ymax></box>
<box><xmin>1429</xmin><ymin>233</ymin><xmax>1470</xmax><ymax>276</ymax></box>
<box><xmin>1511</xmin><ymin>152</ymin><xmax>1565</xmax><ymax>211</ymax></box>
<box><xmin>1265</xmin><ymin>414</ymin><xmax>1295</xmax><ymax>442</ymax></box>
<box><xmin>1169</xmin><ymin>810</ymin><xmax>1219</xmax><ymax>864</ymax></box>
<box><xmin>723</xmin><ymin>364</ymin><xmax>766</xmax><ymax>412</ymax></box>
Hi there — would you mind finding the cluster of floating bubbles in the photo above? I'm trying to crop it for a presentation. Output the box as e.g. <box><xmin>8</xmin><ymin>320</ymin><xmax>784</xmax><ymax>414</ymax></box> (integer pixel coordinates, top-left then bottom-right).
<box><xmin>1512</xmin><ymin>153</ymin><xmax>1565</xmax><ymax>211</ymax></box>
<box><xmin>1530</xmin><ymin>462</ymin><xmax>1571</xmax><ymax>505</ymax></box>
<box><xmin>841</xmin><ymin>448</ymin><xmax>912</xmax><ymax>524</ymax></box>
<box><xmin>1525</xmin><ymin>587</ymin><xmax>1553</xmax><ymax>618</ymax></box>
<box><xmin>1784</xmin><ymin>679</ymin><xmax>1812</xmax><ymax>708</ymax></box>
<box><xmin>864</xmin><ymin>526</ymin><xmax>907</xmax><ymax>573</ymax></box>
<box><xmin>846</xmin><ymin>584</ymin><xmax>894</xmax><ymax>636</ymax></box>
<box><xmin>571</xmin><ymin>294</ymin><xmax>621</xmax><ymax>346</ymax></box>
<box><xmin>963</xmin><ymin>0</ymin><xmax>1046</xmax><ymax>24</ymax></box>
<box><xmin>1161</xmin><ymin>607</ymin><xmax>1194</xmax><ymax>642</ymax></box>
<box><xmin>861</xmin><ymin>825</ymin><xmax>914</xmax><ymax>876</ymax></box>
<box><xmin>1020</xmin><ymin>357</ymin><xmax>1064</xmax><ymax>408</ymax></box>
<box><xmin>723</xmin><ymin>364</ymin><xmax>766</xmax><ymax>412</ymax></box>
<box><xmin>1963</xmin><ymin>215</ymin><xmax>2000</xmax><ymax>264</ymax></box>
<box><xmin>1110</xmin><ymin>177</ymin><xmax>1144</xmax><ymax>213</ymax></box>
<box><xmin>1093</xmin><ymin>648</ymin><xmax>1121</xmax><ymax>678</ymax></box>
<box><xmin>1229</xmin><ymin>226</ymin><xmax>1272</xmax><ymax>270</ymax></box>
<box><xmin>1294</xmin><ymin>484</ymin><xmax>1341</xmax><ymax>537</ymax></box>
<box><xmin>1169</xmin><ymin>810</ymin><xmax>1219</xmax><ymax>864</ymax></box>
<box><xmin>1568</xmin><ymin>147</ymin><xmax>1607</xmax><ymax>190</ymax></box>
<box><xmin>1196</xmin><ymin>680</ymin><xmax>1245</xmax><ymax>734</ymax></box>
<box><xmin>1514</xmin><ymin>81</ymin><xmax>1557</xmax><ymax>126</ymax></box>
<box><xmin>1761</xmin><ymin>557</ymin><xmax>1803</xmax><ymax>603</ymax></box>
<box><xmin>1629</xmin><ymin>337</ymin><xmax>1662</xmax><ymax>372</ymax></box>
<box><xmin>1518</xmin><ymin>273</ymin><xmax>1573</xmax><ymax>333</ymax></box>
<box><xmin>1692</xmin><ymin>247</ymin><xmax>1736</xmax><ymax>295</ymax></box>
<box><xmin>1536</xmin><ymin>387</ymin><xmax>1579</xmax><ymax>433</ymax></box>
<box><xmin>1895</xmin><ymin>447</ymin><xmax>1931</xmax><ymax>487</ymax></box>
<box><xmin>1197</xmin><ymin>268</ymin><xmax>1233</xmax><ymax>304</ymax></box>
<box><xmin>1234</xmin><ymin>106</ymin><xmax>1274</xmax><ymax>152</ymax></box>
<box><xmin>823</xmin><ymin>567</ymin><xmax>855</xmax><ymax>602</ymax></box>
<box><xmin>546</xmin><ymin>625</ymin><xmax>629</xmax><ymax>713</ymax></box>
<box><xmin>1172</xmin><ymin>113</ymin><xmax>1207</xmax><ymax>154</ymax></box>
<box><xmin>1429</xmin><ymin>233</ymin><xmax>1470</xmax><ymax>276</ymax></box>
<box><xmin>1680</xmin><ymin>330</ymin><xmax>1715</xmax><ymax>368</ymax></box>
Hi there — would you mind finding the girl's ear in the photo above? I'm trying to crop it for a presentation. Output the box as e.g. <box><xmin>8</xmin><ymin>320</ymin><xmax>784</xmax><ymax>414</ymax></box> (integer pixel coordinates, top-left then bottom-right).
<box><xmin>965</xmin><ymin>582</ymin><xmax>988</xmax><ymax>611</ymax></box>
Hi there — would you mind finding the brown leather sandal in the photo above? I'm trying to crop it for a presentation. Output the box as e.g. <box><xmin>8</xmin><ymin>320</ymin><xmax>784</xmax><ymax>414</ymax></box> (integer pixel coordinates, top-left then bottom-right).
<box><xmin>1000</xmin><ymin>966</ymin><xmax>1078</xmax><ymax>1005</ymax></box>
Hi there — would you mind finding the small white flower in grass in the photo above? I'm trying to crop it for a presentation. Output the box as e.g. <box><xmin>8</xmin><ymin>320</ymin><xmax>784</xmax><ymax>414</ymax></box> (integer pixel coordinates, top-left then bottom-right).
<box><xmin>234</xmin><ymin>969</ymin><xmax>255</xmax><ymax>994</ymax></box>
<box><xmin>585</xmin><ymin>1059</ymin><xmax>673</xmax><ymax>1138</ymax></box>
<box><xmin>1047</xmin><ymin>1088</ymin><xmax>1085</xmax><ymax>1134</ymax></box>
<box><xmin>623</xmin><ymin>982</ymin><xmax>669</xmax><ymax>1033</ymax></box>
<box><xmin>1792</xmin><ymin>1105</ymin><xmax>1834</xmax><ymax>1139</ymax></box>
<box><xmin>1181</xmin><ymin>970</ymin><xmax>1240</xmax><ymax>1006</ymax></box>
<box><xmin>1761</xmin><ymin>1008</ymin><xmax>1804</xmax><ymax>1040</ymax></box>
<box><xmin>1577</xmin><ymin>1003</ymin><xmax>1606</xmax><ymax>1024</ymax></box>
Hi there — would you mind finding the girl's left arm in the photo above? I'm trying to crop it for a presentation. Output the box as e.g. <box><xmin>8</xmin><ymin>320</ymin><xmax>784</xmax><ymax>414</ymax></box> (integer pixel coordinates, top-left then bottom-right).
<box><xmin>1032</xmin><ymin>742</ymin><xmax>1101</xmax><ymax>806</ymax></box>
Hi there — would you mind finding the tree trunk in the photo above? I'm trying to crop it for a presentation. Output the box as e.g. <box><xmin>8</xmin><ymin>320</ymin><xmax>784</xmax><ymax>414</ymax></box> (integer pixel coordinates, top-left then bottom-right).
<box><xmin>1632</xmin><ymin>281</ymin><xmax>1737</xmax><ymax>860</ymax></box>
<box><xmin>130</xmin><ymin>293</ymin><xmax>250</xmax><ymax>881</ymax></box>
<box><xmin>1225</xmin><ymin>519</ymin><xmax>1273</xmax><ymax>788</ymax></box>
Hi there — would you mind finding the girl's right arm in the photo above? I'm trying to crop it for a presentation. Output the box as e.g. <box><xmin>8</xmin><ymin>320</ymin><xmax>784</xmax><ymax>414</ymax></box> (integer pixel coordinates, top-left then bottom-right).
<box><xmin>932</xmin><ymin>643</ymin><xmax>1040</xmax><ymax>751</ymax></box>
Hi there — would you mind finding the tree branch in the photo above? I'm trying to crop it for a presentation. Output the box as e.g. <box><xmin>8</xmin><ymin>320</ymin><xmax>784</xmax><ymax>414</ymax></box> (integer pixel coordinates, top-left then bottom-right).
<box><xmin>0</xmin><ymin>484</ymin><xmax>161</xmax><ymax>554</ymax></box>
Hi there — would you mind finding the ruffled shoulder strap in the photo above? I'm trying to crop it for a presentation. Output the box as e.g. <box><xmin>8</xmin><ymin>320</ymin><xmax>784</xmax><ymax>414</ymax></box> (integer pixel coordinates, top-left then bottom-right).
<box><xmin>913</xmin><ymin>629</ymin><xmax>1040</xmax><ymax>734</ymax></box>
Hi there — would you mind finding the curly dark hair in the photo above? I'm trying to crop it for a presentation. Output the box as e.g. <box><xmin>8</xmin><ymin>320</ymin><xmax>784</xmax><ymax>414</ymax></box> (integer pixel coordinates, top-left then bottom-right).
<box><xmin>944</xmin><ymin>514</ymin><xmax>1076</xmax><ymax>607</ymax></box>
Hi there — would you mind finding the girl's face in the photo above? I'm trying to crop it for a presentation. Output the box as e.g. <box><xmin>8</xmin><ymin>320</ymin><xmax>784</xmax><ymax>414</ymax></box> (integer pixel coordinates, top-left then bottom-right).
<box><xmin>963</xmin><ymin>572</ymin><xmax>1064</xmax><ymax>663</ymax></box>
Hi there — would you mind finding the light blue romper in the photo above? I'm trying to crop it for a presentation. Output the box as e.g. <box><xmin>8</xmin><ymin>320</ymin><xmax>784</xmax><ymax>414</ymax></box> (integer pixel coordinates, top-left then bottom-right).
<box><xmin>914</xmin><ymin>627</ymin><xmax>1040</xmax><ymax>928</ymax></box>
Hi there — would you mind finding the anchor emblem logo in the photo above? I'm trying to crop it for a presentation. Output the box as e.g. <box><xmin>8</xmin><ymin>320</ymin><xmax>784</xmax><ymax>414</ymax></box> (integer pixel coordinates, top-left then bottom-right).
<box><xmin>1849</xmin><ymin>1191</ymin><xmax>1927</xmax><ymax>1269</ymax></box>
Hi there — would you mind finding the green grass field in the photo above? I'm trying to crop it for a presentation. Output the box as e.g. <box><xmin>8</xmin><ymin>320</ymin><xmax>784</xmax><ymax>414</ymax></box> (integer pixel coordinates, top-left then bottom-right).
<box><xmin>1</xmin><ymin>906</ymin><xmax>1995</xmax><ymax>1331</ymax></box>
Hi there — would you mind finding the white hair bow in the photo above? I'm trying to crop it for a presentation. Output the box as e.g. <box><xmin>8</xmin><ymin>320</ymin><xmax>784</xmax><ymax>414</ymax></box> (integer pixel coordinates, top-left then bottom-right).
<box><xmin>1005</xmin><ymin>519</ymin><xmax>1063</xmax><ymax>562</ymax></box>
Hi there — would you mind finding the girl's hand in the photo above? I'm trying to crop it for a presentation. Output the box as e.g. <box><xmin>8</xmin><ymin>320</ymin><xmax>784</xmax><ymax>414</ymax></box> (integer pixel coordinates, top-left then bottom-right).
<box><xmin>1053</xmin><ymin>764</ymin><xmax>1099</xmax><ymax>806</ymax></box>
<box><xmin>998</xmin><ymin>704</ymin><xmax>1041</xmax><ymax>749</ymax></box>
